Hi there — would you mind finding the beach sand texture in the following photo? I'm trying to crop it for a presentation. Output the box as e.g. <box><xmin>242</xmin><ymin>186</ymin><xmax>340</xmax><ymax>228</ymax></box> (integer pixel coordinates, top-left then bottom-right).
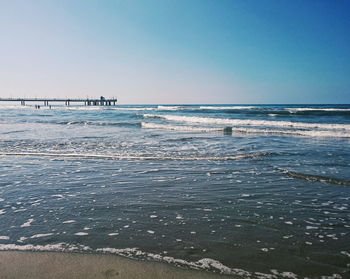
<box><xmin>0</xmin><ymin>251</ymin><xmax>233</xmax><ymax>279</ymax></box>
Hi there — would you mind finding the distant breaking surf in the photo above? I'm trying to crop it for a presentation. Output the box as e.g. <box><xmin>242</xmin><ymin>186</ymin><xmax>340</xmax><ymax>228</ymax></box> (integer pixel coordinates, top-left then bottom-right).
<box><xmin>0</xmin><ymin>152</ymin><xmax>272</xmax><ymax>161</ymax></box>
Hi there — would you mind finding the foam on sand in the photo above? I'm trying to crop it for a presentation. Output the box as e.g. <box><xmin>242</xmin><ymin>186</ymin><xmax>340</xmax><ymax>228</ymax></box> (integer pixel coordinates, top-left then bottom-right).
<box><xmin>0</xmin><ymin>244</ymin><xmax>302</xmax><ymax>279</ymax></box>
<box><xmin>0</xmin><ymin>250</ymin><xmax>230</xmax><ymax>279</ymax></box>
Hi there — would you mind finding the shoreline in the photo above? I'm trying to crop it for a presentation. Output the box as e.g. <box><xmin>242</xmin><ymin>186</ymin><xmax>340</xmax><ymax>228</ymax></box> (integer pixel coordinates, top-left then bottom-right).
<box><xmin>0</xmin><ymin>251</ymin><xmax>235</xmax><ymax>279</ymax></box>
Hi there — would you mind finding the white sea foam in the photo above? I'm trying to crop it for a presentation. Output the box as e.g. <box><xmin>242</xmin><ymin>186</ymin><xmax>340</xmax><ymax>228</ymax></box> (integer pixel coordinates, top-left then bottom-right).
<box><xmin>0</xmin><ymin>243</ymin><xmax>91</xmax><ymax>252</ymax></box>
<box><xmin>0</xmin><ymin>151</ymin><xmax>269</xmax><ymax>161</ymax></box>
<box><xmin>51</xmin><ymin>194</ymin><xmax>64</xmax><ymax>199</ymax></box>
<box><xmin>145</xmin><ymin>121</ymin><xmax>349</xmax><ymax>138</ymax></box>
<box><xmin>54</xmin><ymin>106</ymin><xmax>104</xmax><ymax>111</ymax></box>
<box><xmin>14</xmin><ymin>209</ymin><xmax>27</xmax><ymax>212</ymax></box>
<box><xmin>157</xmin><ymin>106</ymin><xmax>188</xmax><ymax>111</ymax></box>
<box><xmin>74</xmin><ymin>232</ymin><xmax>88</xmax><ymax>236</ymax></box>
<box><xmin>199</xmin><ymin>106</ymin><xmax>257</xmax><ymax>110</ymax></box>
<box><xmin>0</xmin><ymin>243</ymin><xmax>330</xmax><ymax>278</ymax></box>
<box><xmin>143</xmin><ymin>114</ymin><xmax>350</xmax><ymax>131</ymax></box>
<box><xmin>175</xmin><ymin>214</ymin><xmax>183</xmax><ymax>220</ymax></box>
<box><xmin>62</xmin><ymin>220</ymin><xmax>76</xmax><ymax>224</ymax></box>
<box><xmin>96</xmin><ymin>247</ymin><xmax>300</xmax><ymax>278</ymax></box>
<box><xmin>112</xmin><ymin>107</ymin><xmax>156</xmax><ymax>111</ymax></box>
<box><xmin>30</xmin><ymin>233</ymin><xmax>54</xmax><ymax>239</ymax></box>
<box><xmin>306</xmin><ymin>226</ymin><xmax>318</xmax><ymax>230</ymax></box>
<box><xmin>20</xmin><ymin>218</ymin><xmax>34</xmax><ymax>227</ymax></box>
<box><xmin>0</xmin><ymin>209</ymin><xmax>6</xmax><ymax>215</ymax></box>
<box><xmin>0</xmin><ymin>236</ymin><xmax>9</xmax><ymax>240</ymax></box>
<box><xmin>18</xmin><ymin>237</ymin><xmax>28</xmax><ymax>242</ymax></box>
<box><xmin>285</xmin><ymin>107</ymin><xmax>350</xmax><ymax>112</ymax></box>
<box><xmin>141</xmin><ymin>122</ymin><xmax>221</xmax><ymax>132</ymax></box>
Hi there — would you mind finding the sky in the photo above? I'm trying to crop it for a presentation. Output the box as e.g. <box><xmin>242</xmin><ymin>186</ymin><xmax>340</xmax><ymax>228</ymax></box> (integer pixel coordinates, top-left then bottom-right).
<box><xmin>0</xmin><ymin>0</ymin><xmax>349</xmax><ymax>104</ymax></box>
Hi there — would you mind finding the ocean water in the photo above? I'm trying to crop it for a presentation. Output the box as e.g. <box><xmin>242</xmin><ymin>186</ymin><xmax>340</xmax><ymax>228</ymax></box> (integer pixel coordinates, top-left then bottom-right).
<box><xmin>0</xmin><ymin>103</ymin><xmax>349</xmax><ymax>278</ymax></box>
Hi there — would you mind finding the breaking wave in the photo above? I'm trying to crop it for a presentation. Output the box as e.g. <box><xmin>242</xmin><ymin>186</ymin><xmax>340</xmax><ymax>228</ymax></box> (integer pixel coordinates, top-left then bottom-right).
<box><xmin>0</xmin><ymin>151</ymin><xmax>271</xmax><ymax>161</ymax></box>
<box><xmin>285</xmin><ymin>107</ymin><xmax>350</xmax><ymax>112</ymax></box>
<box><xmin>141</xmin><ymin>122</ymin><xmax>221</xmax><ymax>132</ymax></box>
<box><xmin>199</xmin><ymin>106</ymin><xmax>257</xmax><ymax>110</ymax></box>
<box><xmin>142</xmin><ymin>122</ymin><xmax>350</xmax><ymax>138</ymax></box>
<box><xmin>143</xmin><ymin>114</ymin><xmax>350</xmax><ymax>131</ymax></box>
<box><xmin>142</xmin><ymin>114</ymin><xmax>350</xmax><ymax>138</ymax></box>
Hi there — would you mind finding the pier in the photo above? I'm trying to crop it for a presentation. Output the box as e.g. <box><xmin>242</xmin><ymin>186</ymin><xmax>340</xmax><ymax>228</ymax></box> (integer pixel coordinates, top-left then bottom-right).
<box><xmin>0</xmin><ymin>96</ymin><xmax>117</xmax><ymax>106</ymax></box>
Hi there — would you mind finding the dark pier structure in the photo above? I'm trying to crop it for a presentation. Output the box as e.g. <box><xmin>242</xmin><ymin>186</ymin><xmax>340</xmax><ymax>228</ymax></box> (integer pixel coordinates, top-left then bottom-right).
<box><xmin>0</xmin><ymin>96</ymin><xmax>117</xmax><ymax>106</ymax></box>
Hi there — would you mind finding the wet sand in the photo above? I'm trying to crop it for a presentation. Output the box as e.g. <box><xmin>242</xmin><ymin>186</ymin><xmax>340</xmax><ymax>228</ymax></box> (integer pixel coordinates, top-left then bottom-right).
<box><xmin>0</xmin><ymin>251</ymin><xmax>235</xmax><ymax>279</ymax></box>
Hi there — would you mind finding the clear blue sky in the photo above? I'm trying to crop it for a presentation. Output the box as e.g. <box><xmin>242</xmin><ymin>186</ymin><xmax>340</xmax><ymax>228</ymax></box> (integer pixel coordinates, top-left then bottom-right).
<box><xmin>0</xmin><ymin>0</ymin><xmax>349</xmax><ymax>104</ymax></box>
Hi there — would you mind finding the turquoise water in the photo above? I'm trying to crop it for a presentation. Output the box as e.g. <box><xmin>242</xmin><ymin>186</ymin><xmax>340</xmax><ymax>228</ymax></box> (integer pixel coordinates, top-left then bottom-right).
<box><xmin>0</xmin><ymin>104</ymin><xmax>350</xmax><ymax>278</ymax></box>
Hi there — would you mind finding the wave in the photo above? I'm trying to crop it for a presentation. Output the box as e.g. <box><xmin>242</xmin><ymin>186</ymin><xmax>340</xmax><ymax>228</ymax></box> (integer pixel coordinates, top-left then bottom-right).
<box><xmin>199</xmin><ymin>106</ymin><xmax>257</xmax><ymax>110</ymax></box>
<box><xmin>32</xmin><ymin>120</ymin><xmax>142</xmax><ymax>128</ymax></box>
<box><xmin>143</xmin><ymin>114</ymin><xmax>350</xmax><ymax>131</ymax></box>
<box><xmin>112</xmin><ymin>107</ymin><xmax>156</xmax><ymax>111</ymax></box>
<box><xmin>40</xmin><ymin>106</ymin><xmax>105</xmax><ymax>111</ymax></box>
<box><xmin>0</xmin><ymin>243</ymin><xmax>301</xmax><ymax>278</ymax></box>
<box><xmin>285</xmin><ymin>107</ymin><xmax>350</xmax><ymax>112</ymax></box>
<box><xmin>157</xmin><ymin>105</ymin><xmax>189</xmax><ymax>111</ymax></box>
<box><xmin>141</xmin><ymin>122</ymin><xmax>221</xmax><ymax>132</ymax></box>
<box><xmin>0</xmin><ymin>243</ymin><xmax>91</xmax><ymax>253</ymax></box>
<box><xmin>141</xmin><ymin>122</ymin><xmax>349</xmax><ymax>137</ymax></box>
<box><xmin>64</xmin><ymin>121</ymin><xmax>141</xmax><ymax>128</ymax></box>
<box><xmin>229</xmin><ymin>127</ymin><xmax>350</xmax><ymax>138</ymax></box>
<box><xmin>0</xmin><ymin>151</ymin><xmax>271</xmax><ymax>161</ymax></box>
<box><xmin>278</xmin><ymin>168</ymin><xmax>350</xmax><ymax>186</ymax></box>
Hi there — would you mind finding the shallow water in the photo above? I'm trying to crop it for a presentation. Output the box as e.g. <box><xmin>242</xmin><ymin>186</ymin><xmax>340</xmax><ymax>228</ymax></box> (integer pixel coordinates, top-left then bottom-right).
<box><xmin>0</xmin><ymin>104</ymin><xmax>349</xmax><ymax>278</ymax></box>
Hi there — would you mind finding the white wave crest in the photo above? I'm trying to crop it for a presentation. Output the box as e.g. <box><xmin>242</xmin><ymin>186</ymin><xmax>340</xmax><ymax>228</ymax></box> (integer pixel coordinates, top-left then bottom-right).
<box><xmin>285</xmin><ymin>107</ymin><xmax>350</xmax><ymax>112</ymax></box>
<box><xmin>230</xmin><ymin>127</ymin><xmax>350</xmax><ymax>138</ymax></box>
<box><xmin>199</xmin><ymin>106</ymin><xmax>257</xmax><ymax>110</ymax></box>
<box><xmin>143</xmin><ymin>114</ymin><xmax>350</xmax><ymax>132</ymax></box>
<box><xmin>157</xmin><ymin>105</ymin><xmax>188</xmax><ymax>111</ymax></box>
<box><xmin>112</xmin><ymin>107</ymin><xmax>156</xmax><ymax>111</ymax></box>
<box><xmin>142</xmin><ymin>122</ymin><xmax>349</xmax><ymax>138</ymax></box>
<box><xmin>141</xmin><ymin>122</ymin><xmax>221</xmax><ymax>132</ymax></box>
<box><xmin>96</xmin><ymin>247</ymin><xmax>251</xmax><ymax>276</ymax></box>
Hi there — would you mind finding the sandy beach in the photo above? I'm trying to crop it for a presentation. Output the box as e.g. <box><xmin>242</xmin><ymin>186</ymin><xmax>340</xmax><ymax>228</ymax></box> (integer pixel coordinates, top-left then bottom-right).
<box><xmin>0</xmin><ymin>251</ymin><xmax>234</xmax><ymax>279</ymax></box>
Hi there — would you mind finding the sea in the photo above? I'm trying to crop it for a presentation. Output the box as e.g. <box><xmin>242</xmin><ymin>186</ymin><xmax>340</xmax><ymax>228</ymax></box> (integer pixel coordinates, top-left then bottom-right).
<box><xmin>0</xmin><ymin>103</ymin><xmax>349</xmax><ymax>278</ymax></box>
